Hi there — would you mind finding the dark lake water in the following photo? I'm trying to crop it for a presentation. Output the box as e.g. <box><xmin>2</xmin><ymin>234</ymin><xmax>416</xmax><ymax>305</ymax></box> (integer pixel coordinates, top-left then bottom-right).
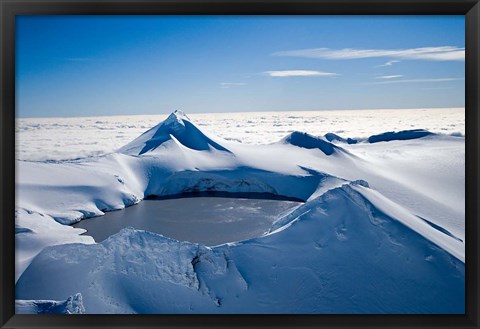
<box><xmin>73</xmin><ymin>197</ymin><xmax>302</xmax><ymax>246</ymax></box>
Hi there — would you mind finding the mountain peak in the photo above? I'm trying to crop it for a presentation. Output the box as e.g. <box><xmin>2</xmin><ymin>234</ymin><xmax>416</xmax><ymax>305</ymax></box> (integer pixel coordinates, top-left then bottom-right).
<box><xmin>161</xmin><ymin>110</ymin><xmax>189</xmax><ymax>135</ymax></box>
<box><xmin>173</xmin><ymin>109</ymin><xmax>188</xmax><ymax>118</ymax></box>
<box><xmin>165</xmin><ymin>110</ymin><xmax>189</xmax><ymax>123</ymax></box>
<box><xmin>118</xmin><ymin>110</ymin><xmax>231</xmax><ymax>155</ymax></box>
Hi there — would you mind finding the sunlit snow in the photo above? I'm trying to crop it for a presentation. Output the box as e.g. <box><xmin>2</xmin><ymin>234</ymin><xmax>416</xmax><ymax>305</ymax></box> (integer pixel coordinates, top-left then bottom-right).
<box><xmin>15</xmin><ymin>109</ymin><xmax>465</xmax><ymax>314</ymax></box>
<box><xmin>16</xmin><ymin>108</ymin><xmax>464</xmax><ymax>161</ymax></box>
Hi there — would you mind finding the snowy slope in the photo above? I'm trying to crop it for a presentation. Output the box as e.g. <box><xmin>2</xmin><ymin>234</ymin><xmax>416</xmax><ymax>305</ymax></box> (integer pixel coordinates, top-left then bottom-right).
<box><xmin>16</xmin><ymin>182</ymin><xmax>464</xmax><ymax>314</ymax></box>
<box><xmin>337</xmin><ymin>135</ymin><xmax>465</xmax><ymax>240</ymax></box>
<box><xmin>15</xmin><ymin>111</ymin><xmax>465</xmax><ymax>313</ymax></box>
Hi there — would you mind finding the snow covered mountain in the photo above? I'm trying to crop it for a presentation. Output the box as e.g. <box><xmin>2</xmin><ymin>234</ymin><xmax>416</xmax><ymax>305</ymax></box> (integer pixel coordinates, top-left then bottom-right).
<box><xmin>15</xmin><ymin>111</ymin><xmax>465</xmax><ymax>314</ymax></box>
<box><xmin>118</xmin><ymin>110</ymin><xmax>231</xmax><ymax>155</ymax></box>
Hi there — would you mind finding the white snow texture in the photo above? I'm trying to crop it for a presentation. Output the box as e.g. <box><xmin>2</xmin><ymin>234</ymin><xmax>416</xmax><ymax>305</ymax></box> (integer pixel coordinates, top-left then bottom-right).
<box><xmin>15</xmin><ymin>109</ymin><xmax>465</xmax><ymax>314</ymax></box>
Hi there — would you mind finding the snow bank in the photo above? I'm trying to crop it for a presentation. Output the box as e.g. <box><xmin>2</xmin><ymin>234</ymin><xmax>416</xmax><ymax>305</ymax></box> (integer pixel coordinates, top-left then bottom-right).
<box><xmin>15</xmin><ymin>209</ymin><xmax>94</xmax><ymax>282</ymax></box>
<box><xmin>16</xmin><ymin>154</ymin><xmax>142</xmax><ymax>225</ymax></box>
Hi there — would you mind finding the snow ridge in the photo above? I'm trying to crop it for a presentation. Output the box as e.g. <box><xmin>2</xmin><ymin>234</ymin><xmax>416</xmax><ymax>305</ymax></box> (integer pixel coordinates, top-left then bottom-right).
<box><xmin>324</xmin><ymin>132</ymin><xmax>358</xmax><ymax>144</ymax></box>
<box><xmin>368</xmin><ymin>129</ymin><xmax>434</xmax><ymax>143</ymax></box>
<box><xmin>281</xmin><ymin>131</ymin><xmax>341</xmax><ymax>155</ymax></box>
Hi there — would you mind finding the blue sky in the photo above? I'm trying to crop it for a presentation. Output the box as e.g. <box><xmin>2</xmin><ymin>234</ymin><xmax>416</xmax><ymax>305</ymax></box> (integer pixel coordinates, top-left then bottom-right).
<box><xmin>16</xmin><ymin>15</ymin><xmax>465</xmax><ymax>118</ymax></box>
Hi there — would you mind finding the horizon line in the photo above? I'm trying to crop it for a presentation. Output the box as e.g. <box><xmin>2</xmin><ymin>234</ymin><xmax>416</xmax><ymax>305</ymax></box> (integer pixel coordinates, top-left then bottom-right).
<box><xmin>16</xmin><ymin>107</ymin><xmax>465</xmax><ymax>120</ymax></box>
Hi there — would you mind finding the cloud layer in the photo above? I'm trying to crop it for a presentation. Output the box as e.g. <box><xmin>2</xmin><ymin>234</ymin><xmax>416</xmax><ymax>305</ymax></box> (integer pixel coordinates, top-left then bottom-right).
<box><xmin>273</xmin><ymin>46</ymin><xmax>465</xmax><ymax>61</ymax></box>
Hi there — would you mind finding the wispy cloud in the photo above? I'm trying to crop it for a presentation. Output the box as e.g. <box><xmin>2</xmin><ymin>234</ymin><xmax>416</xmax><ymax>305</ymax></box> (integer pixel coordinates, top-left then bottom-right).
<box><xmin>263</xmin><ymin>70</ymin><xmax>338</xmax><ymax>77</ymax></box>
<box><xmin>272</xmin><ymin>46</ymin><xmax>465</xmax><ymax>61</ymax></box>
<box><xmin>376</xmin><ymin>60</ymin><xmax>400</xmax><ymax>67</ymax></box>
<box><xmin>220</xmin><ymin>82</ymin><xmax>246</xmax><ymax>89</ymax></box>
<box><xmin>376</xmin><ymin>75</ymin><xmax>403</xmax><ymax>79</ymax></box>
<box><xmin>365</xmin><ymin>78</ymin><xmax>464</xmax><ymax>85</ymax></box>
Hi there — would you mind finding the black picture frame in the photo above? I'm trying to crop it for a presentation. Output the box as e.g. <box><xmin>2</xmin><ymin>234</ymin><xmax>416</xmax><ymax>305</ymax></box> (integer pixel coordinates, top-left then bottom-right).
<box><xmin>1</xmin><ymin>0</ymin><xmax>479</xmax><ymax>328</ymax></box>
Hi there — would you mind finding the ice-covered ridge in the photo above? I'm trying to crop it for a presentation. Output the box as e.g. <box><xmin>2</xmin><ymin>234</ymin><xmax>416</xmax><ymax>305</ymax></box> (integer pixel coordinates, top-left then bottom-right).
<box><xmin>324</xmin><ymin>129</ymin><xmax>438</xmax><ymax>145</ymax></box>
<box><xmin>368</xmin><ymin>129</ymin><xmax>434</xmax><ymax>143</ymax></box>
<box><xmin>324</xmin><ymin>132</ymin><xmax>358</xmax><ymax>144</ymax></box>
<box><xmin>281</xmin><ymin>131</ymin><xmax>341</xmax><ymax>155</ymax></box>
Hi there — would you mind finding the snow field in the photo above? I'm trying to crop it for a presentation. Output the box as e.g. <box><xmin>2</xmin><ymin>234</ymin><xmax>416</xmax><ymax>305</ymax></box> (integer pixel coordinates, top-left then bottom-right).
<box><xmin>15</xmin><ymin>110</ymin><xmax>465</xmax><ymax>313</ymax></box>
